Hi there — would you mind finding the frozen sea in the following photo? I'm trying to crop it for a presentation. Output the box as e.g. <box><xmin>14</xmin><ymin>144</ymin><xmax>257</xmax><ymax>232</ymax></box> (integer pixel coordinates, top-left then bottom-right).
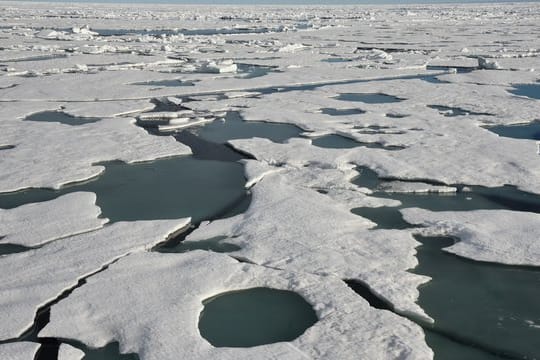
<box><xmin>0</xmin><ymin>1</ymin><xmax>539</xmax><ymax>359</ymax></box>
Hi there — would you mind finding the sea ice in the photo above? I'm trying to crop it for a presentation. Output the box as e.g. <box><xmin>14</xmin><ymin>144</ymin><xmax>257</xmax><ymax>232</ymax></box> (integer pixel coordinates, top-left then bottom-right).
<box><xmin>401</xmin><ymin>208</ymin><xmax>540</xmax><ymax>266</ymax></box>
<box><xmin>0</xmin><ymin>117</ymin><xmax>190</xmax><ymax>192</ymax></box>
<box><xmin>0</xmin><ymin>218</ymin><xmax>189</xmax><ymax>340</ymax></box>
<box><xmin>0</xmin><ymin>342</ymin><xmax>40</xmax><ymax>360</ymax></box>
<box><xmin>41</xmin><ymin>251</ymin><xmax>433</xmax><ymax>360</ymax></box>
<box><xmin>0</xmin><ymin>192</ymin><xmax>106</xmax><ymax>247</ymax></box>
<box><xmin>187</xmin><ymin>170</ymin><xmax>430</xmax><ymax>320</ymax></box>
<box><xmin>58</xmin><ymin>343</ymin><xmax>85</xmax><ymax>360</ymax></box>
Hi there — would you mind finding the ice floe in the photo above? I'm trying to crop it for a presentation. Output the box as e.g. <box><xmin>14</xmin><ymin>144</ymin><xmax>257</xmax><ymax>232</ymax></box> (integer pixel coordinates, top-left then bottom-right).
<box><xmin>187</xmin><ymin>170</ymin><xmax>430</xmax><ymax>320</ymax></box>
<box><xmin>0</xmin><ymin>218</ymin><xmax>189</xmax><ymax>340</ymax></box>
<box><xmin>58</xmin><ymin>343</ymin><xmax>85</xmax><ymax>360</ymax></box>
<box><xmin>0</xmin><ymin>117</ymin><xmax>190</xmax><ymax>192</ymax></box>
<box><xmin>0</xmin><ymin>192</ymin><xmax>106</xmax><ymax>247</ymax></box>
<box><xmin>41</xmin><ymin>251</ymin><xmax>433</xmax><ymax>359</ymax></box>
<box><xmin>402</xmin><ymin>208</ymin><xmax>540</xmax><ymax>266</ymax></box>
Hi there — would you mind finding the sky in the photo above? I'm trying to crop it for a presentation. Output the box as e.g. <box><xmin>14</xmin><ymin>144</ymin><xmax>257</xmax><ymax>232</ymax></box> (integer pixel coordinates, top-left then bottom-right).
<box><xmin>16</xmin><ymin>0</ymin><xmax>540</xmax><ymax>4</ymax></box>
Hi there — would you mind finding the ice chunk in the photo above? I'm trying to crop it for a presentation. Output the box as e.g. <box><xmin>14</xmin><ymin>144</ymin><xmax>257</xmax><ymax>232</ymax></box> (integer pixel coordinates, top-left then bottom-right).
<box><xmin>379</xmin><ymin>181</ymin><xmax>457</xmax><ymax>194</ymax></box>
<box><xmin>277</xmin><ymin>43</ymin><xmax>307</xmax><ymax>53</ymax></box>
<box><xmin>58</xmin><ymin>344</ymin><xmax>85</xmax><ymax>360</ymax></box>
<box><xmin>478</xmin><ymin>57</ymin><xmax>502</xmax><ymax>70</ymax></box>
<box><xmin>199</xmin><ymin>59</ymin><xmax>237</xmax><ymax>73</ymax></box>
<box><xmin>402</xmin><ymin>208</ymin><xmax>540</xmax><ymax>266</ymax></box>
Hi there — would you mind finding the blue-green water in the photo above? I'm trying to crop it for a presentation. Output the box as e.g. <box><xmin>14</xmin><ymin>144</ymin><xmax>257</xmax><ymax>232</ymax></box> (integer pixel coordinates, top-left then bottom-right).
<box><xmin>311</xmin><ymin>134</ymin><xmax>361</xmax><ymax>149</ymax></box>
<box><xmin>159</xmin><ymin>236</ymin><xmax>241</xmax><ymax>253</ymax></box>
<box><xmin>427</xmin><ymin>105</ymin><xmax>493</xmax><ymax>117</ymax></box>
<box><xmin>132</xmin><ymin>79</ymin><xmax>196</xmax><ymax>87</ymax></box>
<box><xmin>487</xmin><ymin>121</ymin><xmax>540</xmax><ymax>141</ymax></box>
<box><xmin>509</xmin><ymin>83</ymin><xmax>540</xmax><ymax>100</ymax></box>
<box><xmin>414</xmin><ymin>235</ymin><xmax>540</xmax><ymax>360</ymax></box>
<box><xmin>199</xmin><ymin>288</ymin><xmax>318</xmax><ymax>347</ymax></box>
<box><xmin>0</xmin><ymin>243</ymin><xmax>32</xmax><ymax>256</ymax></box>
<box><xmin>349</xmin><ymin>166</ymin><xmax>540</xmax><ymax>359</ymax></box>
<box><xmin>193</xmin><ymin>112</ymin><xmax>303</xmax><ymax>144</ymax></box>
<box><xmin>0</xmin><ymin>156</ymin><xmax>247</xmax><ymax>223</ymax></box>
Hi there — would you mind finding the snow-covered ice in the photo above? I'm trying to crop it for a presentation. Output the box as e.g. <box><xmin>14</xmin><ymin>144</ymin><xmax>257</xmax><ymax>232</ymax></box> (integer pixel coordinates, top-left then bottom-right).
<box><xmin>0</xmin><ymin>342</ymin><xmax>40</xmax><ymax>360</ymax></box>
<box><xmin>0</xmin><ymin>192</ymin><xmax>106</xmax><ymax>247</ymax></box>
<box><xmin>57</xmin><ymin>344</ymin><xmax>85</xmax><ymax>360</ymax></box>
<box><xmin>0</xmin><ymin>218</ymin><xmax>189</xmax><ymax>340</ymax></box>
<box><xmin>0</xmin><ymin>117</ymin><xmax>191</xmax><ymax>192</ymax></box>
<box><xmin>402</xmin><ymin>208</ymin><xmax>540</xmax><ymax>266</ymax></box>
<box><xmin>41</xmin><ymin>251</ymin><xmax>433</xmax><ymax>360</ymax></box>
<box><xmin>1</xmin><ymin>1</ymin><xmax>540</xmax><ymax>358</ymax></box>
<box><xmin>187</xmin><ymin>170</ymin><xmax>430</xmax><ymax>320</ymax></box>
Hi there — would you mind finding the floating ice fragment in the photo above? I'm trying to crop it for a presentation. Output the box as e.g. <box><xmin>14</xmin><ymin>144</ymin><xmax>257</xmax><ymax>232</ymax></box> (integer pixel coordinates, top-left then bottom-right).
<box><xmin>200</xmin><ymin>59</ymin><xmax>237</xmax><ymax>73</ymax></box>
<box><xmin>0</xmin><ymin>192</ymin><xmax>106</xmax><ymax>247</ymax></box>
<box><xmin>277</xmin><ymin>43</ymin><xmax>307</xmax><ymax>53</ymax></box>
<box><xmin>402</xmin><ymin>208</ymin><xmax>540</xmax><ymax>266</ymax></box>
<box><xmin>478</xmin><ymin>57</ymin><xmax>502</xmax><ymax>70</ymax></box>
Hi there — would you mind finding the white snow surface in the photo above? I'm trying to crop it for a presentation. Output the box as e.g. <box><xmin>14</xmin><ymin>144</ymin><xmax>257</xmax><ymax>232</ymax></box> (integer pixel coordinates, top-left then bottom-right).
<box><xmin>401</xmin><ymin>208</ymin><xmax>540</xmax><ymax>266</ymax></box>
<box><xmin>41</xmin><ymin>251</ymin><xmax>433</xmax><ymax>360</ymax></box>
<box><xmin>0</xmin><ymin>218</ymin><xmax>190</xmax><ymax>341</ymax></box>
<box><xmin>0</xmin><ymin>192</ymin><xmax>106</xmax><ymax>247</ymax></box>
<box><xmin>0</xmin><ymin>342</ymin><xmax>40</xmax><ymax>360</ymax></box>
<box><xmin>58</xmin><ymin>344</ymin><xmax>85</xmax><ymax>360</ymax></box>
